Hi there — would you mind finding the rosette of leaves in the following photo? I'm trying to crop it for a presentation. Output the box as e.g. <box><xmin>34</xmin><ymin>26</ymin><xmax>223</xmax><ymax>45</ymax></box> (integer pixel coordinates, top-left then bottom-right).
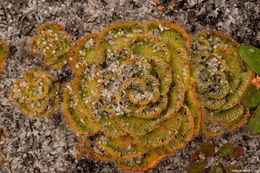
<box><xmin>0</xmin><ymin>41</ymin><xmax>8</xmax><ymax>72</ymax></box>
<box><xmin>11</xmin><ymin>69</ymin><xmax>60</xmax><ymax>117</ymax></box>
<box><xmin>192</xmin><ymin>31</ymin><xmax>254</xmax><ymax>137</ymax></box>
<box><xmin>30</xmin><ymin>24</ymin><xmax>73</xmax><ymax>68</ymax></box>
<box><xmin>65</xmin><ymin>21</ymin><xmax>203</xmax><ymax>171</ymax></box>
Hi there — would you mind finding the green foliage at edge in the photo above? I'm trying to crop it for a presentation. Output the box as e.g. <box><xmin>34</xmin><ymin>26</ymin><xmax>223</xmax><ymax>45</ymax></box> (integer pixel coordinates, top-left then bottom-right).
<box><xmin>248</xmin><ymin>105</ymin><xmax>260</xmax><ymax>135</ymax></box>
<box><xmin>239</xmin><ymin>46</ymin><xmax>260</xmax><ymax>74</ymax></box>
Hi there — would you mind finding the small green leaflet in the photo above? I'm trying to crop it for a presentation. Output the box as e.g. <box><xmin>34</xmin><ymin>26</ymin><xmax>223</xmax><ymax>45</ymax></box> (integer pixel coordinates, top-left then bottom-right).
<box><xmin>243</xmin><ymin>85</ymin><xmax>260</xmax><ymax>108</ymax></box>
<box><xmin>248</xmin><ymin>105</ymin><xmax>260</xmax><ymax>135</ymax></box>
<box><xmin>239</xmin><ymin>46</ymin><xmax>260</xmax><ymax>74</ymax></box>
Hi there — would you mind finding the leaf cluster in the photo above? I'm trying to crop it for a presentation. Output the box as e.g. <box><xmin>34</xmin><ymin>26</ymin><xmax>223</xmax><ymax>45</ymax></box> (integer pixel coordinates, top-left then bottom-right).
<box><xmin>187</xmin><ymin>142</ymin><xmax>244</xmax><ymax>173</ymax></box>
<box><xmin>239</xmin><ymin>46</ymin><xmax>260</xmax><ymax>135</ymax></box>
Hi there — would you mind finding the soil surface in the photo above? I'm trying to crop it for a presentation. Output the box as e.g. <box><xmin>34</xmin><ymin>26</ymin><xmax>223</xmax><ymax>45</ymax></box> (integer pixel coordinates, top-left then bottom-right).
<box><xmin>0</xmin><ymin>0</ymin><xmax>259</xmax><ymax>172</ymax></box>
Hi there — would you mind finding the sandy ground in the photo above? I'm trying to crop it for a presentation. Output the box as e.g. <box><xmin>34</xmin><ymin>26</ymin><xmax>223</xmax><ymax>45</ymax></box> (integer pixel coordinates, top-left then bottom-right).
<box><xmin>0</xmin><ymin>0</ymin><xmax>259</xmax><ymax>172</ymax></box>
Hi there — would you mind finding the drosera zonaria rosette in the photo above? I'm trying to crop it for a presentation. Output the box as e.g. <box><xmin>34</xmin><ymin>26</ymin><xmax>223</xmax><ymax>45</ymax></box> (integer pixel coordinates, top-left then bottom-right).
<box><xmin>0</xmin><ymin>41</ymin><xmax>8</xmax><ymax>72</ymax></box>
<box><xmin>191</xmin><ymin>31</ymin><xmax>254</xmax><ymax>137</ymax></box>
<box><xmin>65</xmin><ymin>21</ymin><xmax>198</xmax><ymax>171</ymax></box>
<box><xmin>64</xmin><ymin>21</ymin><xmax>253</xmax><ymax>171</ymax></box>
<box><xmin>11</xmin><ymin>69</ymin><xmax>60</xmax><ymax>117</ymax></box>
<box><xmin>30</xmin><ymin>23</ymin><xmax>73</xmax><ymax>69</ymax></box>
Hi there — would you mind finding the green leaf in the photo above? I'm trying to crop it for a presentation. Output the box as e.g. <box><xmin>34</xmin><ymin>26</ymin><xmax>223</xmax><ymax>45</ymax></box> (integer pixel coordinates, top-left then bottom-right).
<box><xmin>238</xmin><ymin>46</ymin><xmax>260</xmax><ymax>74</ymax></box>
<box><xmin>219</xmin><ymin>143</ymin><xmax>234</xmax><ymax>157</ymax></box>
<box><xmin>243</xmin><ymin>85</ymin><xmax>260</xmax><ymax>107</ymax></box>
<box><xmin>186</xmin><ymin>160</ymin><xmax>207</xmax><ymax>173</ymax></box>
<box><xmin>210</xmin><ymin>165</ymin><xmax>224</xmax><ymax>173</ymax></box>
<box><xmin>248</xmin><ymin>105</ymin><xmax>260</xmax><ymax>135</ymax></box>
<box><xmin>248</xmin><ymin>117</ymin><xmax>260</xmax><ymax>135</ymax></box>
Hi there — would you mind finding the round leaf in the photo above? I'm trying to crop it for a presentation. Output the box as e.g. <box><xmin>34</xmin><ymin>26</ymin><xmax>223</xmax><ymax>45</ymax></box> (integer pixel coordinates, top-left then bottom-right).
<box><xmin>238</xmin><ymin>46</ymin><xmax>260</xmax><ymax>74</ymax></box>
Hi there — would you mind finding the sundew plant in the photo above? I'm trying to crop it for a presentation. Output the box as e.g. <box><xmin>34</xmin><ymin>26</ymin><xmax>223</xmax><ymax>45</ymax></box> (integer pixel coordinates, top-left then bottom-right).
<box><xmin>11</xmin><ymin>69</ymin><xmax>60</xmax><ymax>117</ymax></box>
<box><xmin>30</xmin><ymin>24</ymin><xmax>73</xmax><ymax>69</ymax></box>
<box><xmin>64</xmin><ymin>21</ymin><xmax>253</xmax><ymax>171</ymax></box>
<box><xmin>10</xmin><ymin>21</ymin><xmax>254</xmax><ymax>171</ymax></box>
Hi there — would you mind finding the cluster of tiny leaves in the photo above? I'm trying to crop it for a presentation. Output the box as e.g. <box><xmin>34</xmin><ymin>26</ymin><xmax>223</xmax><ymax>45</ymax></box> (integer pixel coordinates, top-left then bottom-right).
<box><xmin>11</xmin><ymin>69</ymin><xmax>60</xmax><ymax>117</ymax></box>
<box><xmin>30</xmin><ymin>24</ymin><xmax>73</xmax><ymax>69</ymax></box>
<box><xmin>187</xmin><ymin>142</ymin><xmax>244</xmax><ymax>173</ymax></box>
<box><xmin>63</xmin><ymin>21</ymin><xmax>253</xmax><ymax>171</ymax></box>
<box><xmin>0</xmin><ymin>41</ymin><xmax>8</xmax><ymax>72</ymax></box>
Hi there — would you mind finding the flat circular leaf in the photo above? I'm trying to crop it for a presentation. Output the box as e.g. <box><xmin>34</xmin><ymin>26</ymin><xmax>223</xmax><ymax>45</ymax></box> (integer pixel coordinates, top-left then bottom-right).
<box><xmin>126</xmin><ymin>35</ymin><xmax>170</xmax><ymax>62</ymax></box>
<box><xmin>205</xmin><ymin>104</ymin><xmax>244</xmax><ymax>124</ymax></box>
<box><xmin>90</xmin><ymin>100</ymin><xmax>126</xmax><ymax>137</ymax></box>
<box><xmin>145</xmin><ymin>21</ymin><xmax>191</xmax><ymax>50</ymax></box>
<box><xmin>72</xmin><ymin>34</ymin><xmax>100</xmax><ymax>74</ymax></box>
<box><xmin>224</xmin><ymin>106</ymin><xmax>250</xmax><ymax>132</ymax></box>
<box><xmin>80</xmin><ymin>135</ymin><xmax>113</xmax><ymax>161</ymax></box>
<box><xmin>166</xmin><ymin>106</ymin><xmax>194</xmax><ymax>151</ymax></box>
<box><xmin>36</xmin><ymin>23</ymin><xmax>64</xmax><ymax>34</ymax></box>
<box><xmin>219</xmin><ymin>143</ymin><xmax>234</xmax><ymax>157</ymax></box>
<box><xmin>201</xmin><ymin>108</ymin><xmax>224</xmax><ymax>137</ymax></box>
<box><xmin>196</xmin><ymin>30</ymin><xmax>240</xmax><ymax>50</ymax></box>
<box><xmin>64</xmin><ymin>84</ymin><xmax>98</xmax><ymax>136</ymax></box>
<box><xmin>136</xmin><ymin>96</ymin><xmax>167</xmax><ymax>119</ymax></box>
<box><xmin>138</xmin><ymin>110</ymin><xmax>183</xmax><ymax>146</ymax></box>
<box><xmin>114</xmin><ymin>115</ymin><xmax>159</xmax><ymax>135</ymax></box>
<box><xmin>74</xmin><ymin>66</ymin><xmax>98</xmax><ymax>110</ymax></box>
<box><xmin>161</xmin><ymin>42</ymin><xmax>190</xmax><ymax>119</ymax></box>
<box><xmin>214</xmin><ymin>46</ymin><xmax>243</xmax><ymax>73</ymax></box>
<box><xmin>95</xmin><ymin>22</ymin><xmax>145</xmax><ymax>55</ymax></box>
<box><xmin>117</xmin><ymin>146</ymin><xmax>174</xmax><ymax>172</ymax></box>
